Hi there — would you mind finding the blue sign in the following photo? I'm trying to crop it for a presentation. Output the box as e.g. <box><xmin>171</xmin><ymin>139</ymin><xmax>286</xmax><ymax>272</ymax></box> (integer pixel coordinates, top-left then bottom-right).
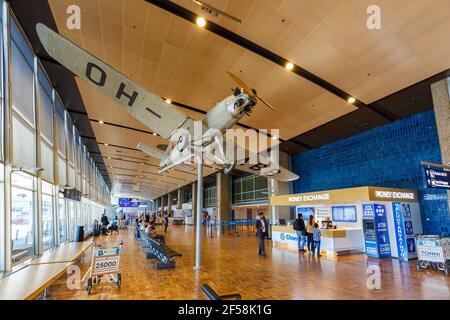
<box><xmin>407</xmin><ymin>238</ymin><xmax>416</xmax><ymax>253</ymax></box>
<box><xmin>374</xmin><ymin>204</ymin><xmax>391</xmax><ymax>258</ymax></box>
<box><xmin>422</xmin><ymin>164</ymin><xmax>450</xmax><ymax>189</ymax></box>
<box><xmin>392</xmin><ymin>202</ymin><xmax>407</xmax><ymax>260</ymax></box>
<box><xmin>119</xmin><ymin>198</ymin><xmax>147</xmax><ymax>207</ymax></box>
<box><xmin>404</xmin><ymin>221</ymin><xmax>414</xmax><ymax>236</ymax></box>
<box><xmin>362</xmin><ymin>204</ymin><xmax>375</xmax><ymax>219</ymax></box>
<box><xmin>362</xmin><ymin>204</ymin><xmax>391</xmax><ymax>258</ymax></box>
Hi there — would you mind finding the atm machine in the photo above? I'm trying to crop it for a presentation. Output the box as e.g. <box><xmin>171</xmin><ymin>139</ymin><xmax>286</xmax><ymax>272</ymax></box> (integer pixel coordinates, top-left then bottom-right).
<box><xmin>362</xmin><ymin>204</ymin><xmax>392</xmax><ymax>258</ymax></box>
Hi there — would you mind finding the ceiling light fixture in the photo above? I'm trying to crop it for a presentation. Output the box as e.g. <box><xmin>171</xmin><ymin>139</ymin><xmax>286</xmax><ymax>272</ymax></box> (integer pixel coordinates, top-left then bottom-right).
<box><xmin>285</xmin><ymin>62</ymin><xmax>294</xmax><ymax>71</ymax></box>
<box><xmin>348</xmin><ymin>97</ymin><xmax>356</xmax><ymax>104</ymax></box>
<box><xmin>272</xmin><ymin>135</ymin><xmax>278</xmax><ymax>140</ymax></box>
<box><xmin>196</xmin><ymin>16</ymin><xmax>206</xmax><ymax>27</ymax></box>
<box><xmin>153</xmin><ymin>133</ymin><xmax>157</xmax><ymax>136</ymax></box>
<box><xmin>98</xmin><ymin>120</ymin><xmax>104</xmax><ymax>124</ymax></box>
<box><xmin>104</xmin><ymin>143</ymin><xmax>109</xmax><ymax>146</ymax></box>
<box><xmin>165</xmin><ymin>98</ymin><xmax>172</xmax><ymax>104</ymax></box>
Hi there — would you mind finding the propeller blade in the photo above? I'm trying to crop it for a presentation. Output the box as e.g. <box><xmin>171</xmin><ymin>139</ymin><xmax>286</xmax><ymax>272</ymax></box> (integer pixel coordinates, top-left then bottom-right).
<box><xmin>226</xmin><ymin>71</ymin><xmax>257</xmax><ymax>99</ymax></box>
<box><xmin>227</xmin><ymin>71</ymin><xmax>277</xmax><ymax>111</ymax></box>
<box><xmin>256</xmin><ymin>95</ymin><xmax>277</xmax><ymax>111</ymax></box>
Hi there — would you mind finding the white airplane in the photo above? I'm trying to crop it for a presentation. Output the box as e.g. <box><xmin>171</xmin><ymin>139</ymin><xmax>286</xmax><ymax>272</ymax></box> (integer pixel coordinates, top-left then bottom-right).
<box><xmin>36</xmin><ymin>23</ymin><xmax>299</xmax><ymax>182</ymax></box>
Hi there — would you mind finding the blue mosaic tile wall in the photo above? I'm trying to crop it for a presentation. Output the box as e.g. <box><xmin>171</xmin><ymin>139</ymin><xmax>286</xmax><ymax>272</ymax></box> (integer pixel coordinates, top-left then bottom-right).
<box><xmin>292</xmin><ymin>110</ymin><xmax>450</xmax><ymax>235</ymax></box>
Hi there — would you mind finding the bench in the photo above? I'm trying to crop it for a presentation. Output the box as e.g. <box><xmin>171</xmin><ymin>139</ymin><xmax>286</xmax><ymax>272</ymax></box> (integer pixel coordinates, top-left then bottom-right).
<box><xmin>0</xmin><ymin>240</ymin><xmax>93</xmax><ymax>300</ymax></box>
<box><xmin>146</xmin><ymin>237</ymin><xmax>181</xmax><ymax>269</ymax></box>
<box><xmin>201</xmin><ymin>283</ymin><xmax>242</xmax><ymax>300</ymax></box>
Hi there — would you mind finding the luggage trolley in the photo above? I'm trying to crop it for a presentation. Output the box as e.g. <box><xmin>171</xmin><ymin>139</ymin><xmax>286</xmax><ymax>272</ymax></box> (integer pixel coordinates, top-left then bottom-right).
<box><xmin>415</xmin><ymin>235</ymin><xmax>450</xmax><ymax>276</ymax></box>
<box><xmin>86</xmin><ymin>241</ymin><xmax>124</xmax><ymax>295</ymax></box>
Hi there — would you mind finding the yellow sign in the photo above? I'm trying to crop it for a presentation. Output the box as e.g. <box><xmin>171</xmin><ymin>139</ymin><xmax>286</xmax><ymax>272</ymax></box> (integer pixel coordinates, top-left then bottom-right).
<box><xmin>269</xmin><ymin>186</ymin><xmax>418</xmax><ymax>206</ymax></box>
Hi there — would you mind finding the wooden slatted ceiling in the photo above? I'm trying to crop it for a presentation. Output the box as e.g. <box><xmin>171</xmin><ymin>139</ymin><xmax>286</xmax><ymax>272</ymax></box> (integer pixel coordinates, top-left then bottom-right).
<box><xmin>47</xmin><ymin>0</ymin><xmax>450</xmax><ymax>200</ymax></box>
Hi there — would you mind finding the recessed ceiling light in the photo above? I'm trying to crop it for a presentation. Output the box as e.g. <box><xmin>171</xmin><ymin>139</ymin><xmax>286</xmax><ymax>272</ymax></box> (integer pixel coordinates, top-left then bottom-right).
<box><xmin>99</xmin><ymin>120</ymin><xmax>104</xmax><ymax>124</ymax></box>
<box><xmin>285</xmin><ymin>62</ymin><xmax>294</xmax><ymax>70</ymax></box>
<box><xmin>196</xmin><ymin>16</ymin><xmax>206</xmax><ymax>27</ymax></box>
<box><xmin>108</xmin><ymin>157</ymin><xmax>111</xmax><ymax>159</ymax></box>
<box><xmin>153</xmin><ymin>133</ymin><xmax>157</xmax><ymax>136</ymax></box>
<box><xmin>104</xmin><ymin>143</ymin><xmax>109</xmax><ymax>146</ymax></box>
<box><xmin>348</xmin><ymin>97</ymin><xmax>356</xmax><ymax>104</ymax></box>
<box><xmin>165</xmin><ymin>99</ymin><xmax>172</xmax><ymax>104</ymax></box>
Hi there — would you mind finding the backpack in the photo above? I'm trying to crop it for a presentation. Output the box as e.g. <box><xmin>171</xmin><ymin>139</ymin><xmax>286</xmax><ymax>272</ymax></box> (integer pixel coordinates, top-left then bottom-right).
<box><xmin>293</xmin><ymin>219</ymin><xmax>300</xmax><ymax>231</ymax></box>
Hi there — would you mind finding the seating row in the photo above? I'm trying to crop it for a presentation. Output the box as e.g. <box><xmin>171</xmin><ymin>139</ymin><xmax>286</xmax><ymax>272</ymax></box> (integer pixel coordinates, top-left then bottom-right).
<box><xmin>136</xmin><ymin>228</ymin><xmax>182</xmax><ymax>269</ymax></box>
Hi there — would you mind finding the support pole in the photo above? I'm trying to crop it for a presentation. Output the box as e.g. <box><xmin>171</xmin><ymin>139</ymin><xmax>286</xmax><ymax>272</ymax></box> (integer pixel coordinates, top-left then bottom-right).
<box><xmin>194</xmin><ymin>154</ymin><xmax>203</xmax><ymax>270</ymax></box>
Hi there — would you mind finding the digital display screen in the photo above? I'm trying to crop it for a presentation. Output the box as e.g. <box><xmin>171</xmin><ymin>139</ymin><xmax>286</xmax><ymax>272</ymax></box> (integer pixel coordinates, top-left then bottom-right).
<box><xmin>332</xmin><ymin>206</ymin><xmax>357</xmax><ymax>222</ymax></box>
<box><xmin>297</xmin><ymin>207</ymin><xmax>315</xmax><ymax>217</ymax></box>
<box><xmin>63</xmin><ymin>188</ymin><xmax>82</xmax><ymax>201</ymax></box>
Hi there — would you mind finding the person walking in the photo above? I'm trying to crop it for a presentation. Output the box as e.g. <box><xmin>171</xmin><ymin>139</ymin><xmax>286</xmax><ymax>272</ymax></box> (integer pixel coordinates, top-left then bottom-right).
<box><xmin>293</xmin><ymin>213</ymin><xmax>306</xmax><ymax>252</ymax></box>
<box><xmin>256</xmin><ymin>213</ymin><xmax>268</xmax><ymax>256</ymax></box>
<box><xmin>305</xmin><ymin>214</ymin><xmax>315</xmax><ymax>252</ymax></box>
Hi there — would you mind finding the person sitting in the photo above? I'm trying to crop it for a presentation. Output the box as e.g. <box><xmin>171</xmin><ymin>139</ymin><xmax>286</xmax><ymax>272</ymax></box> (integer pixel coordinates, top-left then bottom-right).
<box><xmin>146</xmin><ymin>221</ymin><xmax>165</xmax><ymax>242</ymax></box>
<box><xmin>108</xmin><ymin>220</ymin><xmax>119</xmax><ymax>233</ymax></box>
<box><xmin>92</xmin><ymin>219</ymin><xmax>100</xmax><ymax>236</ymax></box>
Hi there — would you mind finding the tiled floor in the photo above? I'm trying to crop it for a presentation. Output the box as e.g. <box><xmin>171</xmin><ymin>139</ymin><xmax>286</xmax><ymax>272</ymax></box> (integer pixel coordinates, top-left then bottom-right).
<box><xmin>45</xmin><ymin>224</ymin><xmax>450</xmax><ymax>300</ymax></box>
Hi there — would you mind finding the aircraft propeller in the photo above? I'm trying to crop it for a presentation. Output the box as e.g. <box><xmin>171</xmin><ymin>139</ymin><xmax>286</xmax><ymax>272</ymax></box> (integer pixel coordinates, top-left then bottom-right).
<box><xmin>226</xmin><ymin>71</ymin><xmax>277</xmax><ymax>111</ymax></box>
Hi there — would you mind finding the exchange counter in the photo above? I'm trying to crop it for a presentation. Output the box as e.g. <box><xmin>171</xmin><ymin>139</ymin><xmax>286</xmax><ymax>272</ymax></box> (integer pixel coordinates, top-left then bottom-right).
<box><xmin>271</xmin><ymin>225</ymin><xmax>364</xmax><ymax>256</ymax></box>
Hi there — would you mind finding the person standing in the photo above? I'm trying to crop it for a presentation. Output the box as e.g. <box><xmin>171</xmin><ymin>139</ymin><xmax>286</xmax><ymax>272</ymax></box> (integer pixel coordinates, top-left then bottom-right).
<box><xmin>293</xmin><ymin>213</ymin><xmax>306</xmax><ymax>252</ymax></box>
<box><xmin>312</xmin><ymin>222</ymin><xmax>321</xmax><ymax>256</ymax></box>
<box><xmin>305</xmin><ymin>214</ymin><xmax>315</xmax><ymax>252</ymax></box>
<box><xmin>256</xmin><ymin>213</ymin><xmax>268</xmax><ymax>256</ymax></box>
<box><xmin>100</xmin><ymin>213</ymin><xmax>110</xmax><ymax>235</ymax></box>
<box><xmin>163</xmin><ymin>212</ymin><xmax>169</xmax><ymax>233</ymax></box>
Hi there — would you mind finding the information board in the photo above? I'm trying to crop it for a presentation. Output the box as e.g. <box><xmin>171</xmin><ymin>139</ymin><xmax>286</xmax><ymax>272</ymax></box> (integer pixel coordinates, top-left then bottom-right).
<box><xmin>422</xmin><ymin>164</ymin><xmax>450</xmax><ymax>189</ymax></box>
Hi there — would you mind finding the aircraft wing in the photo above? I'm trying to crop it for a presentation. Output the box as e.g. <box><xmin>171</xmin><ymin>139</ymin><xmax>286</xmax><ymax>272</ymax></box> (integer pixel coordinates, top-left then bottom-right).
<box><xmin>234</xmin><ymin>154</ymin><xmax>299</xmax><ymax>182</ymax></box>
<box><xmin>36</xmin><ymin>23</ymin><xmax>188</xmax><ymax>139</ymax></box>
<box><xmin>203</xmin><ymin>136</ymin><xmax>299</xmax><ymax>182</ymax></box>
<box><xmin>224</xmin><ymin>135</ymin><xmax>299</xmax><ymax>182</ymax></box>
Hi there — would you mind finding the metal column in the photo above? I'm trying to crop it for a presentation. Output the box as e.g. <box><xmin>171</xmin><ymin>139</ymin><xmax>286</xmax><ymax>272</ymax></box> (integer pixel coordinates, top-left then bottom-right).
<box><xmin>194</xmin><ymin>154</ymin><xmax>203</xmax><ymax>270</ymax></box>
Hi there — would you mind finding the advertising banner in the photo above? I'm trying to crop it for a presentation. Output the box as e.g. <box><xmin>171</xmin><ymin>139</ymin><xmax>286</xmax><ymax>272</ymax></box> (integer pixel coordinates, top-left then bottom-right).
<box><xmin>374</xmin><ymin>204</ymin><xmax>391</xmax><ymax>258</ymax></box>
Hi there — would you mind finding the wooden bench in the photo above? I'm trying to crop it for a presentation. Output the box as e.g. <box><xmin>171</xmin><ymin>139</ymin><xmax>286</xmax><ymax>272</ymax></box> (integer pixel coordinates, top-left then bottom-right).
<box><xmin>201</xmin><ymin>283</ymin><xmax>241</xmax><ymax>300</ymax></box>
<box><xmin>0</xmin><ymin>240</ymin><xmax>93</xmax><ymax>300</ymax></box>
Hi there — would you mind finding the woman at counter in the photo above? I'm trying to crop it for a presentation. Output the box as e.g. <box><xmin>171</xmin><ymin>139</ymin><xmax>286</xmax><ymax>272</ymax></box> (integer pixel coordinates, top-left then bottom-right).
<box><xmin>305</xmin><ymin>215</ymin><xmax>315</xmax><ymax>252</ymax></box>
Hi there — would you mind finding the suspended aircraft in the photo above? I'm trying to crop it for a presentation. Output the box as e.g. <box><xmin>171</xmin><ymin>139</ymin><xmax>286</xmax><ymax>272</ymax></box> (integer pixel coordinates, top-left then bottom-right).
<box><xmin>36</xmin><ymin>23</ymin><xmax>299</xmax><ymax>182</ymax></box>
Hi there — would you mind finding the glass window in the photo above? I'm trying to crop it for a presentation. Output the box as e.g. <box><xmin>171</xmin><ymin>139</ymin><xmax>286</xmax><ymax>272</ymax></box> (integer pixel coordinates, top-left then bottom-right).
<box><xmin>11</xmin><ymin>21</ymin><xmax>34</xmax><ymax>126</ymax></box>
<box><xmin>58</xmin><ymin>156</ymin><xmax>66</xmax><ymax>187</ymax></box>
<box><xmin>66</xmin><ymin>116</ymin><xmax>74</xmax><ymax>164</ymax></box>
<box><xmin>69</xmin><ymin>164</ymin><xmax>75</xmax><ymax>187</ymax></box>
<box><xmin>11</xmin><ymin>172</ymin><xmax>35</xmax><ymax>264</ymax></box>
<box><xmin>56</xmin><ymin>96</ymin><xmax>65</xmax><ymax>157</ymax></box>
<box><xmin>38</xmin><ymin>68</ymin><xmax>53</xmax><ymax>142</ymax></box>
<box><xmin>59</xmin><ymin>194</ymin><xmax>67</xmax><ymax>243</ymax></box>
<box><xmin>41</xmin><ymin>141</ymin><xmax>54</xmax><ymax>183</ymax></box>
<box><xmin>68</xmin><ymin>200</ymin><xmax>76</xmax><ymax>240</ymax></box>
<box><xmin>42</xmin><ymin>181</ymin><xmax>54</xmax><ymax>249</ymax></box>
<box><xmin>12</xmin><ymin>113</ymin><xmax>36</xmax><ymax>168</ymax></box>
